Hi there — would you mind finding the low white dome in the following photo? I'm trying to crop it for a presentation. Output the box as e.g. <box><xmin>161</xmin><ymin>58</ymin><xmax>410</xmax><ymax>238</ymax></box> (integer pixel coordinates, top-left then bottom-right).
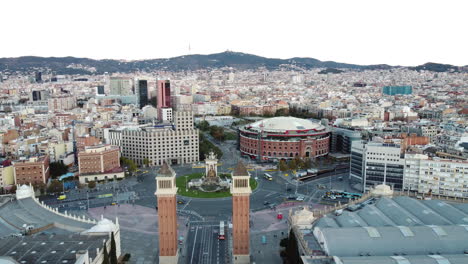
<box><xmin>371</xmin><ymin>184</ymin><xmax>394</xmax><ymax>197</ymax></box>
<box><xmin>83</xmin><ymin>218</ymin><xmax>117</xmax><ymax>234</ymax></box>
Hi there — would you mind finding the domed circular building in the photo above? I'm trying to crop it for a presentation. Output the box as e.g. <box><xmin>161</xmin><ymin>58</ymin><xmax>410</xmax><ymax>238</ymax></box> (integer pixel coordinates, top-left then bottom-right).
<box><xmin>239</xmin><ymin>116</ymin><xmax>330</xmax><ymax>161</ymax></box>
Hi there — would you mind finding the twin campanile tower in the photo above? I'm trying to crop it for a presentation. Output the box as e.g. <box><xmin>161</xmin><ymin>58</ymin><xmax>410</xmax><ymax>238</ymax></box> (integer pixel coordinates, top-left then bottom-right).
<box><xmin>155</xmin><ymin>161</ymin><xmax>252</xmax><ymax>264</ymax></box>
<box><xmin>231</xmin><ymin>161</ymin><xmax>252</xmax><ymax>264</ymax></box>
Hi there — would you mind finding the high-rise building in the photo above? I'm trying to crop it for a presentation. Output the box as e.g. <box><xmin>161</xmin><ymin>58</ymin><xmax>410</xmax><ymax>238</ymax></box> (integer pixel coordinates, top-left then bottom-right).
<box><xmin>96</xmin><ymin>85</ymin><xmax>105</xmax><ymax>95</ymax></box>
<box><xmin>109</xmin><ymin>77</ymin><xmax>133</xmax><ymax>96</ymax></box>
<box><xmin>136</xmin><ymin>79</ymin><xmax>149</xmax><ymax>108</ymax></box>
<box><xmin>382</xmin><ymin>86</ymin><xmax>413</xmax><ymax>95</ymax></box>
<box><xmin>350</xmin><ymin>141</ymin><xmax>405</xmax><ymax>191</ymax></box>
<box><xmin>231</xmin><ymin>161</ymin><xmax>251</xmax><ymax>264</ymax></box>
<box><xmin>155</xmin><ymin>162</ymin><xmax>179</xmax><ymax>264</ymax></box>
<box><xmin>35</xmin><ymin>71</ymin><xmax>42</xmax><ymax>83</ymax></box>
<box><xmin>330</xmin><ymin>127</ymin><xmax>362</xmax><ymax>154</ymax></box>
<box><xmin>30</xmin><ymin>90</ymin><xmax>50</xmax><ymax>101</ymax></box>
<box><xmin>157</xmin><ymin>80</ymin><xmax>171</xmax><ymax>109</ymax></box>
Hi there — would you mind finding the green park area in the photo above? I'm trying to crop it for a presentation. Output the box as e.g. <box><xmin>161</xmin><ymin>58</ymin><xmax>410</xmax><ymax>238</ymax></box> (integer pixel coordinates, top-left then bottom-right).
<box><xmin>176</xmin><ymin>173</ymin><xmax>258</xmax><ymax>198</ymax></box>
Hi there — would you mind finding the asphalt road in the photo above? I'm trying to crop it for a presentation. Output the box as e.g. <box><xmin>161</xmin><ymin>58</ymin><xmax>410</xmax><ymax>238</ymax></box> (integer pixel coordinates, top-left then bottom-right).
<box><xmin>184</xmin><ymin>221</ymin><xmax>228</xmax><ymax>264</ymax></box>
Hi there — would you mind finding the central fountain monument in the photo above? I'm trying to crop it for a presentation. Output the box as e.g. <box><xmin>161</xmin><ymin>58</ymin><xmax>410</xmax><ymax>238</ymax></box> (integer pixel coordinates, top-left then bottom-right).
<box><xmin>188</xmin><ymin>151</ymin><xmax>230</xmax><ymax>192</ymax></box>
<box><xmin>203</xmin><ymin>151</ymin><xmax>220</xmax><ymax>185</ymax></box>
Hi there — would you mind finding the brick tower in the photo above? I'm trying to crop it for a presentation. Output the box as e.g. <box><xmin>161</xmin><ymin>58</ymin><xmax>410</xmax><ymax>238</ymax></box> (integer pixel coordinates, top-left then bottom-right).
<box><xmin>230</xmin><ymin>161</ymin><xmax>251</xmax><ymax>264</ymax></box>
<box><xmin>155</xmin><ymin>161</ymin><xmax>179</xmax><ymax>264</ymax></box>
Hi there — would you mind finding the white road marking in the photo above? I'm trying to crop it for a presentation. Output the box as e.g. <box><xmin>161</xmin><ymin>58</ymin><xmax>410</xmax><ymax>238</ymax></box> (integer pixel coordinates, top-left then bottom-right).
<box><xmin>190</xmin><ymin>226</ymin><xmax>199</xmax><ymax>264</ymax></box>
<box><xmin>181</xmin><ymin>199</ymin><xmax>192</xmax><ymax>210</ymax></box>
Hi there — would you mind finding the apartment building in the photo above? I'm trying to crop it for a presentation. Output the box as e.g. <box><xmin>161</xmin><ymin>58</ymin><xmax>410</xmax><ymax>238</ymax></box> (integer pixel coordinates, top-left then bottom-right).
<box><xmin>13</xmin><ymin>155</ymin><xmax>50</xmax><ymax>185</ymax></box>
<box><xmin>48</xmin><ymin>95</ymin><xmax>77</xmax><ymax>112</ymax></box>
<box><xmin>78</xmin><ymin>144</ymin><xmax>123</xmax><ymax>183</ymax></box>
<box><xmin>404</xmin><ymin>153</ymin><xmax>468</xmax><ymax>198</ymax></box>
<box><xmin>107</xmin><ymin>111</ymin><xmax>199</xmax><ymax>166</ymax></box>
<box><xmin>0</xmin><ymin>165</ymin><xmax>14</xmax><ymax>187</ymax></box>
<box><xmin>350</xmin><ymin>141</ymin><xmax>405</xmax><ymax>191</ymax></box>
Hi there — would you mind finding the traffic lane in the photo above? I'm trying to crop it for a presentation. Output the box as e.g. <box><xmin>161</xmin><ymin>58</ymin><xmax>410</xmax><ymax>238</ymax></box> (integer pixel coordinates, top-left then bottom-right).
<box><xmin>185</xmin><ymin>223</ymin><xmax>225</xmax><ymax>264</ymax></box>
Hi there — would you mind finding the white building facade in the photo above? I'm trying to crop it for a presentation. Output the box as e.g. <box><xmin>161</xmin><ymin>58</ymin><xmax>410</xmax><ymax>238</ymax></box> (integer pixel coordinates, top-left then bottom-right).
<box><xmin>404</xmin><ymin>153</ymin><xmax>468</xmax><ymax>198</ymax></box>
<box><xmin>350</xmin><ymin>141</ymin><xmax>405</xmax><ymax>191</ymax></box>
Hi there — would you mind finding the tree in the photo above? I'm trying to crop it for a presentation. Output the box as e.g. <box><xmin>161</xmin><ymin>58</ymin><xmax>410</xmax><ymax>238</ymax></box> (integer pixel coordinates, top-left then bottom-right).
<box><xmin>294</xmin><ymin>157</ymin><xmax>305</xmax><ymax>170</ymax></box>
<box><xmin>303</xmin><ymin>158</ymin><xmax>312</xmax><ymax>169</ymax></box>
<box><xmin>49</xmin><ymin>161</ymin><xmax>68</xmax><ymax>179</ymax></box>
<box><xmin>288</xmin><ymin>159</ymin><xmax>297</xmax><ymax>171</ymax></box>
<box><xmin>88</xmin><ymin>181</ymin><xmax>96</xmax><ymax>189</ymax></box>
<box><xmin>278</xmin><ymin>160</ymin><xmax>289</xmax><ymax>172</ymax></box>
<box><xmin>102</xmin><ymin>242</ymin><xmax>110</xmax><ymax>264</ymax></box>
<box><xmin>275</xmin><ymin>108</ymin><xmax>289</xmax><ymax>117</ymax></box>
<box><xmin>199</xmin><ymin>132</ymin><xmax>223</xmax><ymax>161</ymax></box>
<box><xmin>121</xmin><ymin>157</ymin><xmax>137</xmax><ymax>173</ymax></box>
<box><xmin>210</xmin><ymin>126</ymin><xmax>225</xmax><ymax>141</ymax></box>
<box><xmin>143</xmin><ymin>158</ymin><xmax>150</xmax><ymax>168</ymax></box>
<box><xmin>197</xmin><ymin>120</ymin><xmax>210</xmax><ymax>131</ymax></box>
<box><xmin>34</xmin><ymin>183</ymin><xmax>46</xmax><ymax>195</ymax></box>
<box><xmin>110</xmin><ymin>232</ymin><xmax>118</xmax><ymax>264</ymax></box>
<box><xmin>47</xmin><ymin>180</ymin><xmax>63</xmax><ymax>194</ymax></box>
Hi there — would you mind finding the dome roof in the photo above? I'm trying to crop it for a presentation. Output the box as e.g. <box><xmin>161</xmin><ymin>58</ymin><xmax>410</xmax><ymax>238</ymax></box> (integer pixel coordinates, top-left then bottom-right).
<box><xmin>248</xmin><ymin>117</ymin><xmax>324</xmax><ymax>133</ymax></box>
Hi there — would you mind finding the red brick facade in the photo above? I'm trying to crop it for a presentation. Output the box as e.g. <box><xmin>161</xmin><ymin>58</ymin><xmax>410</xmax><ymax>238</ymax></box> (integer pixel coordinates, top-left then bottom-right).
<box><xmin>157</xmin><ymin>196</ymin><xmax>178</xmax><ymax>256</ymax></box>
<box><xmin>240</xmin><ymin>133</ymin><xmax>330</xmax><ymax>160</ymax></box>
<box><xmin>78</xmin><ymin>145</ymin><xmax>120</xmax><ymax>175</ymax></box>
<box><xmin>232</xmin><ymin>194</ymin><xmax>250</xmax><ymax>255</ymax></box>
<box><xmin>14</xmin><ymin>155</ymin><xmax>50</xmax><ymax>185</ymax></box>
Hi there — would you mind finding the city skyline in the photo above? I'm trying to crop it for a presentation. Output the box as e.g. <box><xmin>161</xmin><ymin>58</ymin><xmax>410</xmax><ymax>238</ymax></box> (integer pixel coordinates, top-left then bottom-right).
<box><xmin>0</xmin><ymin>0</ymin><xmax>467</xmax><ymax>66</ymax></box>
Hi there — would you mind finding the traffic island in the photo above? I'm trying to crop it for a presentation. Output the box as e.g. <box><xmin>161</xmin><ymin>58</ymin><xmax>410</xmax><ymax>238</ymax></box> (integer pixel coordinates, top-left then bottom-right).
<box><xmin>176</xmin><ymin>173</ymin><xmax>258</xmax><ymax>198</ymax></box>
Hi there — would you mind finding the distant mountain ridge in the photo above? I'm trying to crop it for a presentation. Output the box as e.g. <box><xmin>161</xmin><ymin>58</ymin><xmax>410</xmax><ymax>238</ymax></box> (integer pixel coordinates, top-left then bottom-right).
<box><xmin>0</xmin><ymin>51</ymin><xmax>464</xmax><ymax>74</ymax></box>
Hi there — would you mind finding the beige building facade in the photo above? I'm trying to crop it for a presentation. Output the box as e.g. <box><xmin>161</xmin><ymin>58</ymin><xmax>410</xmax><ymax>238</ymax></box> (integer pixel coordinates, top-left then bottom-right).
<box><xmin>108</xmin><ymin>111</ymin><xmax>199</xmax><ymax>166</ymax></box>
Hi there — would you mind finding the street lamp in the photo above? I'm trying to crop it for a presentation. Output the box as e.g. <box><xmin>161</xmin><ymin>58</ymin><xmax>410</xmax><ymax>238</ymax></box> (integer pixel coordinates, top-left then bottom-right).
<box><xmin>185</xmin><ymin>175</ymin><xmax>188</xmax><ymax>192</ymax></box>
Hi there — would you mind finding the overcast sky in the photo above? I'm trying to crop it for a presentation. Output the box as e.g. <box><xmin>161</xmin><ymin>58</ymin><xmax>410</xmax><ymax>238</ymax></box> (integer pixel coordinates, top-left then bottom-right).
<box><xmin>1</xmin><ymin>0</ymin><xmax>467</xmax><ymax>66</ymax></box>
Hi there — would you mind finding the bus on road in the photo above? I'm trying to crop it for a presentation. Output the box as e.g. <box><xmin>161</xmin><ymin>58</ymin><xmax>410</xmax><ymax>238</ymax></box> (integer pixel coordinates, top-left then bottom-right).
<box><xmin>263</xmin><ymin>173</ymin><xmax>273</xmax><ymax>181</ymax></box>
<box><xmin>218</xmin><ymin>221</ymin><xmax>225</xmax><ymax>240</ymax></box>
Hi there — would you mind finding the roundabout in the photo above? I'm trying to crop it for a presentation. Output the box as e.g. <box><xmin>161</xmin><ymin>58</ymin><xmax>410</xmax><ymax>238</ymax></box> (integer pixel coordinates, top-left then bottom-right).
<box><xmin>175</xmin><ymin>172</ymin><xmax>258</xmax><ymax>198</ymax></box>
